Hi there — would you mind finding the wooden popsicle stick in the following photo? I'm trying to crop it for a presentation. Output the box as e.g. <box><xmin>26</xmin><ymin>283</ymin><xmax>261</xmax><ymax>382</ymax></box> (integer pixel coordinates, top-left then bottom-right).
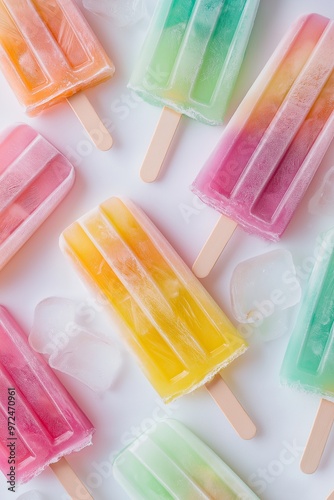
<box><xmin>67</xmin><ymin>93</ymin><xmax>113</xmax><ymax>151</ymax></box>
<box><xmin>205</xmin><ymin>374</ymin><xmax>256</xmax><ymax>440</ymax></box>
<box><xmin>140</xmin><ymin>106</ymin><xmax>182</xmax><ymax>183</ymax></box>
<box><xmin>300</xmin><ymin>398</ymin><xmax>334</xmax><ymax>474</ymax></box>
<box><xmin>50</xmin><ymin>457</ymin><xmax>93</xmax><ymax>500</ymax></box>
<box><xmin>192</xmin><ymin>215</ymin><xmax>238</xmax><ymax>278</ymax></box>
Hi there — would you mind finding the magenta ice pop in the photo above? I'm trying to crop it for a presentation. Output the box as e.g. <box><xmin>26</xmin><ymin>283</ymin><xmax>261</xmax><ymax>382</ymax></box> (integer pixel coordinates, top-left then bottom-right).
<box><xmin>0</xmin><ymin>124</ymin><xmax>74</xmax><ymax>272</ymax></box>
<box><xmin>0</xmin><ymin>306</ymin><xmax>94</xmax><ymax>496</ymax></box>
<box><xmin>192</xmin><ymin>14</ymin><xmax>334</xmax><ymax>277</ymax></box>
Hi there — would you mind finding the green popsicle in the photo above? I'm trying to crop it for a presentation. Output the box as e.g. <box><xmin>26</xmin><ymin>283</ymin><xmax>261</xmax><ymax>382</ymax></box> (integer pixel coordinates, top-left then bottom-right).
<box><xmin>128</xmin><ymin>0</ymin><xmax>260</xmax><ymax>182</ymax></box>
<box><xmin>281</xmin><ymin>227</ymin><xmax>334</xmax><ymax>474</ymax></box>
<box><xmin>281</xmin><ymin>227</ymin><xmax>334</xmax><ymax>397</ymax></box>
<box><xmin>113</xmin><ymin>420</ymin><xmax>259</xmax><ymax>499</ymax></box>
<box><xmin>130</xmin><ymin>0</ymin><xmax>260</xmax><ymax>124</ymax></box>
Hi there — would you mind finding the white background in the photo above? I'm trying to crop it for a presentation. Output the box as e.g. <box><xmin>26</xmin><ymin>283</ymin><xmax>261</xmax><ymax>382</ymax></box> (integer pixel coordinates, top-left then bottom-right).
<box><xmin>1</xmin><ymin>0</ymin><xmax>334</xmax><ymax>499</ymax></box>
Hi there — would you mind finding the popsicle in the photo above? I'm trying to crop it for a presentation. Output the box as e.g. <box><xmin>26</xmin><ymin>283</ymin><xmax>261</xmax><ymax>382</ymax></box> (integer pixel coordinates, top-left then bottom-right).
<box><xmin>0</xmin><ymin>306</ymin><xmax>94</xmax><ymax>498</ymax></box>
<box><xmin>0</xmin><ymin>123</ymin><xmax>75</xmax><ymax>272</ymax></box>
<box><xmin>129</xmin><ymin>0</ymin><xmax>260</xmax><ymax>182</ymax></box>
<box><xmin>60</xmin><ymin>197</ymin><xmax>256</xmax><ymax>439</ymax></box>
<box><xmin>0</xmin><ymin>0</ymin><xmax>114</xmax><ymax>150</ymax></box>
<box><xmin>113</xmin><ymin>419</ymin><xmax>259</xmax><ymax>499</ymax></box>
<box><xmin>280</xmin><ymin>227</ymin><xmax>334</xmax><ymax>474</ymax></box>
<box><xmin>191</xmin><ymin>13</ymin><xmax>334</xmax><ymax>278</ymax></box>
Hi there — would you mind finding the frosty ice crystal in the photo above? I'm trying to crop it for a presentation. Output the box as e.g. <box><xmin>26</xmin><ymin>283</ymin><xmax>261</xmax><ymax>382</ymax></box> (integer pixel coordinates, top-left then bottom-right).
<box><xmin>30</xmin><ymin>297</ymin><xmax>122</xmax><ymax>392</ymax></box>
<box><xmin>231</xmin><ymin>249</ymin><xmax>301</xmax><ymax>324</ymax></box>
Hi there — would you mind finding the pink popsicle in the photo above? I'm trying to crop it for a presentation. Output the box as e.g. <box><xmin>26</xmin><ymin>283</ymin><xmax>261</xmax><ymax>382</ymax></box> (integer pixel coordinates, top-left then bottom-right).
<box><xmin>0</xmin><ymin>306</ymin><xmax>94</xmax><ymax>495</ymax></box>
<box><xmin>191</xmin><ymin>14</ymin><xmax>334</xmax><ymax>277</ymax></box>
<box><xmin>0</xmin><ymin>124</ymin><xmax>75</xmax><ymax>271</ymax></box>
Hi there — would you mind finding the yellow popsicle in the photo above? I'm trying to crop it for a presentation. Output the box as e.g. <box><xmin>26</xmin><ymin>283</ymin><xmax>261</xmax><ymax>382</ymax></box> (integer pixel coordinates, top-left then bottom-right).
<box><xmin>60</xmin><ymin>198</ymin><xmax>247</xmax><ymax>403</ymax></box>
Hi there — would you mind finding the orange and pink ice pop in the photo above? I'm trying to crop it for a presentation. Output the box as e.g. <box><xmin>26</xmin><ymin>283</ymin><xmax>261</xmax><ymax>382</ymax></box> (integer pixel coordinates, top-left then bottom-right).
<box><xmin>192</xmin><ymin>14</ymin><xmax>334</xmax><ymax>277</ymax></box>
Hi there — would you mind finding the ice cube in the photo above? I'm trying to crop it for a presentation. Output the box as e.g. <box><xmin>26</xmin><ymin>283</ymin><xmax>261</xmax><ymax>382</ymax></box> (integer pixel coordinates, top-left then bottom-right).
<box><xmin>230</xmin><ymin>249</ymin><xmax>301</xmax><ymax>325</ymax></box>
<box><xmin>237</xmin><ymin>308</ymin><xmax>297</xmax><ymax>343</ymax></box>
<box><xmin>29</xmin><ymin>297</ymin><xmax>122</xmax><ymax>392</ymax></box>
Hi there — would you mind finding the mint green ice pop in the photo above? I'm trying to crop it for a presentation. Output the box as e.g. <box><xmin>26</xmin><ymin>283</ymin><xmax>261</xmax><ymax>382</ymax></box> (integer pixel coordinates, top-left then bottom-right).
<box><xmin>129</xmin><ymin>0</ymin><xmax>260</xmax><ymax>182</ymax></box>
<box><xmin>281</xmin><ymin>227</ymin><xmax>334</xmax><ymax>474</ymax></box>
<box><xmin>281</xmin><ymin>228</ymin><xmax>334</xmax><ymax>397</ymax></box>
<box><xmin>113</xmin><ymin>420</ymin><xmax>259</xmax><ymax>499</ymax></box>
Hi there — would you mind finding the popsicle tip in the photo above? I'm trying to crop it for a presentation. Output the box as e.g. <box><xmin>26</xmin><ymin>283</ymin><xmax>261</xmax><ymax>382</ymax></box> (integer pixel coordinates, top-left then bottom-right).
<box><xmin>67</xmin><ymin>93</ymin><xmax>114</xmax><ymax>151</ymax></box>
<box><xmin>192</xmin><ymin>259</ymin><xmax>211</xmax><ymax>279</ymax></box>
<box><xmin>96</xmin><ymin>133</ymin><xmax>113</xmax><ymax>151</ymax></box>
<box><xmin>50</xmin><ymin>458</ymin><xmax>94</xmax><ymax>499</ymax></box>
<box><xmin>205</xmin><ymin>376</ymin><xmax>256</xmax><ymax>440</ymax></box>
<box><xmin>238</xmin><ymin>422</ymin><xmax>257</xmax><ymax>440</ymax></box>
<box><xmin>139</xmin><ymin>107</ymin><xmax>182</xmax><ymax>183</ymax></box>
<box><xmin>192</xmin><ymin>216</ymin><xmax>238</xmax><ymax>278</ymax></box>
<box><xmin>140</xmin><ymin>165</ymin><xmax>159</xmax><ymax>183</ymax></box>
<box><xmin>300</xmin><ymin>457</ymin><xmax>318</xmax><ymax>475</ymax></box>
<box><xmin>299</xmin><ymin>398</ymin><xmax>334</xmax><ymax>475</ymax></box>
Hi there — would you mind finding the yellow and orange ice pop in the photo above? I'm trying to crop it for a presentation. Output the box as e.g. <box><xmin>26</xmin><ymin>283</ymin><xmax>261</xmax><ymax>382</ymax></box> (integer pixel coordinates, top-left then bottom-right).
<box><xmin>60</xmin><ymin>197</ymin><xmax>256</xmax><ymax>439</ymax></box>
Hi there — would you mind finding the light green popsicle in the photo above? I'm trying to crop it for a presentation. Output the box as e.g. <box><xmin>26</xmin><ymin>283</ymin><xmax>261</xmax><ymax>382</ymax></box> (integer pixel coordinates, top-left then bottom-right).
<box><xmin>113</xmin><ymin>419</ymin><xmax>259</xmax><ymax>499</ymax></box>
<box><xmin>280</xmin><ymin>227</ymin><xmax>334</xmax><ymax>398</ymax></box>
<box><xmin>129</xmin><ymin>0</ymin><xmax>260</xmax><ymax>124</ymax></box>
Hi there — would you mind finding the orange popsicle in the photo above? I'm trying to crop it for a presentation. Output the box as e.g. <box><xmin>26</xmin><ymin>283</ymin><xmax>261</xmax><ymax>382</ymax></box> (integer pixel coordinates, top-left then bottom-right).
<box><xmin>0</xmin><ymin>0</ymin><xmax>115</xmax><ymax>150</ymax></box>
